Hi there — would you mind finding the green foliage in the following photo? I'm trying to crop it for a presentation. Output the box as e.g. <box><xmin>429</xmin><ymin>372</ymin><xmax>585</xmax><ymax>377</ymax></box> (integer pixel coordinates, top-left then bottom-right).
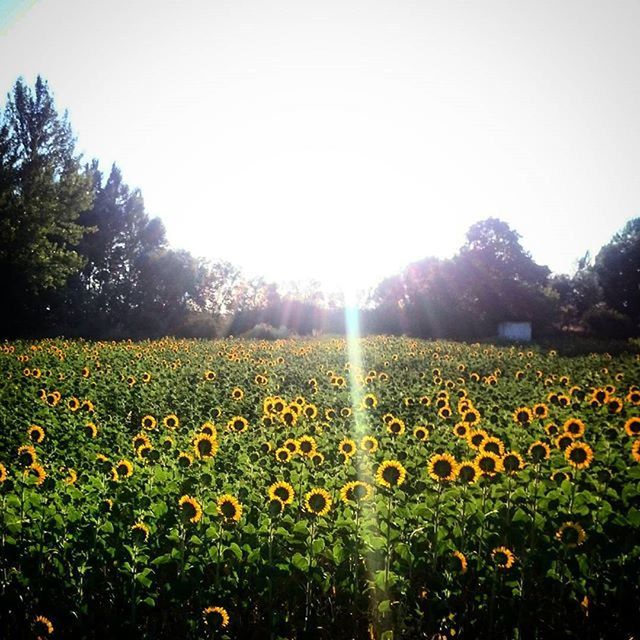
<box><xmin>0</xmin><ymin>336</ymin><xmax>638</xmax><ymax>638</ymax></box>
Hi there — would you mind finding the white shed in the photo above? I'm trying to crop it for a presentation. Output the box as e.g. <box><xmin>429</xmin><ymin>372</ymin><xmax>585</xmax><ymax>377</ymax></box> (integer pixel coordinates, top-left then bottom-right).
<box><xmin>498</xmin><ymin>322</ymin><xmax>532</xmax><ymax>342</ymax></box>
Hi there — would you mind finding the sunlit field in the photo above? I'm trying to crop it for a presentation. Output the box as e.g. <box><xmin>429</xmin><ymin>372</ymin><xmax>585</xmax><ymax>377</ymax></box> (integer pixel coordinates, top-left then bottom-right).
<box><xmin>1</xmin><ymin>337</ymin><xmax>639</xmax><ymax>639</ymax></box>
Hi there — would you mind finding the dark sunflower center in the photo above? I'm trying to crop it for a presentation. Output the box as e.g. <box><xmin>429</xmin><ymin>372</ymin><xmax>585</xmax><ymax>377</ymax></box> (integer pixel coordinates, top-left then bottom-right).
<box><xmin>277</xmin><ymin>450</ymin><xmax>289</xmax><ymax>461</ymax></box>
<box><xmin>182</xmin><ymin>502</ymin><xmax>196</xmax><ymax>518</ymax></box>
<box><xmin>274</xmin><ymin>486</ymin><xmax>290</xmax><ymax>501</ymax></box>
<box><xmin>198</xmin><ymin>440</ymin><xmax>212</xmax><ymax>455</ymax></box>
<box><xmin>220</xmin><ymin>501</ymin><xmax>237</xmax><ymax>519</ymax></box>
<box><xmin>342</xmin><ymin>443</ymin><xmax>353</xmax><ymax>453</ymax></box>
<box><xmin>495</xmin><ymin>552</ymin><xmax>508</xmax><ymax>565</ymax></box>
<box><xmin>530</xmin><ymin>445</ymin><xmax>546</xmax><ymax>461</ymax></box>
<box><xmin>570</xmin><ymin>448</ymin><xmax>587</xmax><ymax>463</ymax></box>
<box><xmin>562</xmin><ymin>526</ymin><xmax>579</xmax><ymax>544</ymax></box>
<box><xmin>517</xmin><ymin>411</ymin><xmax>529</xmax><ymax>422</ymax></box>
<box><xmin>459</xmin><ymin>466</ymin><xmax>476</xmax><ymax>482</ymax></box>
<box><xmin>434</xmin><ymin>459</ymin><xmax>452</xmax><ymax>477</ymax></box>
<box><xmin>503</xmin><ymin>455</ymin><xmax>520</xmax><ymax>472</ymax></box>
<box><xmin>309</xmin><ymin>493</ymin><xmax>327</xmax><ymax>512</ymax></box>
<box><xmin>351</xmin><ymin>484</ymin><xmax>368</xmax><ymax>500</ymax></box>
<box><xmin>484</xmin><ymin>442</ymin><xmax>500</xmax><ymax>454</ymax></box>
<box><xmin>382</xmin><ymin>466</ymin><xmax>401</xmax><ymax>485</ymax></box>
<box><xmin>479</xmin><ymin>457</ymin><xmax>496</xmax><ymax>472</ymax></box>
<box><xmin>472</xmin><ymin>435</ymin><xmax>484</xmax><ymax>447</ymax></box>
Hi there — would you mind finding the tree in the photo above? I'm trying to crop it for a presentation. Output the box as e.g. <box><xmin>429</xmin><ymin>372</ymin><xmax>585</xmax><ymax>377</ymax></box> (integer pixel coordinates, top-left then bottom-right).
<box><xmin>594</xmin><ymin>218</ymin><xmax>640</xmax><ymax>327</ymax></box>
<box><xmin>456</xmin><ymin>218</ymin><xmax>555</xmax><ymax>332</ymax></box>
<box><xmin>0</xmin><ymin>76</ymin><xmax>93</xmax><ymax>333</ymax></box>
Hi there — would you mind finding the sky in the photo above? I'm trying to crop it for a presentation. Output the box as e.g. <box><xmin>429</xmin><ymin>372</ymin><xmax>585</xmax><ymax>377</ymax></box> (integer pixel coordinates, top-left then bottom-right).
<box><xmin>1</xmin><ymin>0</ymin><xmax>639</xmax><ymax>293</ymax></box>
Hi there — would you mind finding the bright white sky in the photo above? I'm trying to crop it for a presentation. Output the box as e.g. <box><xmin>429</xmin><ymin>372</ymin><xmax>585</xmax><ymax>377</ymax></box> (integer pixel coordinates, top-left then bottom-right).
<box><xmin>1</xmin><ymin>0</ymin><xmax>639</xmax><ymax>292</ymax></box>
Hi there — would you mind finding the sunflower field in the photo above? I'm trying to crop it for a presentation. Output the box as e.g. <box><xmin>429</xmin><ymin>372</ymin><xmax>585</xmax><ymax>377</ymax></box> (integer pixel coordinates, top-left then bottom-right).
<box><xmin>0</xmin><ymin>337</ymin><xmax>639</xmax><ymax>639</ymax></box>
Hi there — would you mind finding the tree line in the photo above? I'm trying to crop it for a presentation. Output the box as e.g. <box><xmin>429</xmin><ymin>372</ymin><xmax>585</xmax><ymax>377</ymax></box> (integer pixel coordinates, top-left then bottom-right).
<box><xmin>1</xmin><ymin>76</ymin><xmax>638</xmax><ymax>341</ymax></box>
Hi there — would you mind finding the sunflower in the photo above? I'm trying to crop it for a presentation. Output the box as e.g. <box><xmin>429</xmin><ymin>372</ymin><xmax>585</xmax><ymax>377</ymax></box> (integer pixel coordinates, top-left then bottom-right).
<box><xmin>375</xmin><ymin>460</ymin><xmax>407</xmax><ymax>489</ymax></box>
<box><xmin>462</xmin><ymin>408</ymin><xmax>480</xmax><ymax>426</ymax></box>
<box><xmin>513</xmin><ymin>407</ymin><xmax>533</xmax><ymax>425</ymax></box>
<box><xmin>340</xmin><ymin>480</ymin><xmax>373</xmax><ymax>504</ymax></box>
<box><xmin>28</xmin><ymin>425</ymin><xmax>45</xmax><ymax>444</ymax></box>
<box><xmin>34</xmin><ymin>614</ymin><xmax>54</xmax><ymax>638</ymax></box>
<box><xmin>161</xmin><ymin>436</ymin><xmax>175</xmax><ymax>450</ymax></box>
<box><xmin>131</xmin><ymin>522</ymin><xmax>150</xmax><ymax>543</ymax></box>
<box><xmin>283</xmin><ymin>438</ymin><xmax>300</xmax><ymax>455</ymax></box>
<box><xmin>260</xmin><ymin>441</ymin><xmax>273</xmax><ymax>454</ymax></box>
<box><xmin>340</xmin><ymin>407</ymin><xmax>352</xmax><ymax>418</ymax></box>
<box><xmin>491</xmin><ymin>546</ymin><xmax>516</xmax><ymax>569</ymax></box>
<box><xmin>179</xmin><ymin>495</ymin><xmax>203</xmax><ymax>523</ymax></box>
<box><xmin>626</xmin><ymin>389</ymin><xmax>640</xmax><ymax>405</ymax></box>
<box><xmin>18</xmin><ymin>444</ymin><xmax>37</xmax><ymax>466</ymax></box>
<box><xmin>84</xmin><ymin>422</ymin><xmax>98</xmax><ymax>438</ymax></box>
<box><xmin>228</xmin><ymin>416</ymin><xmax>249</xmax><ymax>433</ymax></box>
<box><xmin>64</xmin><ymin>468</ymin><xmax>78</xmax><ymax>485</ymax></box>
<box><xmin>67</xmin><ymin>396</ymin><xmax>80</xmax><ymax>412</ymax></box>
<box><xmin>325</xmin><ymin>408</ymin><xmax>337</xmax><ymax>421</ymax></box>
<box><xmin>311</xmin><ymin>452</ymin><xmax>325</xmax><ymax>466</ymax></box>
<box><xmin>607</xmin><ymin>397</ymin><xmax>623</xmax><ymax>414</ymax></box>
<box><xmin>126</xmin><ymin>375</ymin><xmax>136</xmax><ymax>387</ymax></box>
<box><xmin>141</xmin><ymin>372</ymin><xmax>152</xmax><ymax>383</ymax></box>
<box><xmin>479</xmin><ymin>437</ymin><xmax>505</xmax><ymax>457</ymax></box>
<box><xmin>544</xmin><ymin>423</ymin><xmax>559</xmax><ymax>437</ymax></box>
<box><xmin>231</xmin><ymin>387</ymin><xmax>244</xmax><ymax>401</ymax></box>
<box><xmin>631</xmin><ymin>439</ymin><xmax>640</xmax><ymax>462</ymax></box>
<box><xmin>565</xmin><ymin>441</ymin><xmax>594</xmax><ymax>469</ymax></box>
<box><xmin>217</xmin><ymin>494</ymin><xmax>242</xmax><ymax>522</ymax></box>
<box><xmin>141</xmin><ymin>415</ymin><xmax>157</xmax><ymax>430</ymax></box>
<box><xmin>193</xmin><ymin>434</ymin><xmax>218</xmax><ymax>459</ymax></box>
<box><xmin>163</xmin><ymin>414</ymin><xmax>180</xmax><ymax>430</ymax></box>
<box><xmin>297</xmin><ymin>435</ymin><xmax>317</xmax><ymax>457</ymax></box>
<box><xmin>25</xmin><ymin>463</ymin><xmax>46</xmax><ymax>485</ymax></box>
<box><xmin>532</xmin><ymin>403</ymin><xmax>549</xmax><ymax>419</ymax></box>
<box><xmin>457</xmin><ymin>461</ymin><xmax>480</xmax><ymax>483</ymax></box>
<box><xmin>563</xmin><ymin>418</ymin><xmax>586</xmax><ymax>438</ymax></box>
<box><xmin>304</xmin><ymin>488</ymin><xmax>332</xmax><ymax>516</ymax></box>
<box><xmin>133</xmin><ymin>432</ymin><xmax>151</xmax><ymax>452</ymax></box>
<box><xmin>303</xmin><ymin>404</ymin><xmax>318</xmax><ymax>420</ymax></box>
<box><xmin>203</xmin><ymin>370</ymin><xmax>216</xmax><ymax>381</ymax></box>
<box><xmin>361</xmin><ymin>393</ymin><xmax>378</xmax><ymax>410</ymax></box>
<box><xmin>0</xmin><ymin>463</ymin><xmax>7</xmax><ymax>484</ymax></box>
<box><xmin>113</xmin><ymin>459</ymin><xmax>132</xmax><ymax>478</ymax></box>
<box><xmin>414</xmin><ymin>426</ymin><xmax>429</xmax><ymax>441</ymax></box>
<box><xmin>268</xmin><ymin>481</ymin><xmax>295</xmax><ymax>505</ymax></box>
<box><xmin>360</xmin><ymin>435</ymin><xmax>379</xmax><ymax>453</ymax></box>
<box><xmin>275</xmin><ymin>447</ymin><xmax>291</xmax><ymax>463</ymax></box>
<box><xmin>203</xmin><ymin>605</ymin><xmax>229</xmax><ymax>629</ymax></box>
<box><xmin>427</xmin><ymin>453</ymin><xmax>458</xmax><ymax>483</ymax></box>
<box><xmin>200</xmin><ymin>422</ymin><xmax>218</xmax><ymax>439</ymax></box>
<box><xmin>438</xmin><ymin>406</ymin><xmax>452</xmax><ymax>419</ymax></box>
<box><xmin>281</xmin><ymin>408</ymin><xmax>298</xmax><ymax>426</ymax></box>
<box><xmin>466</xmin><ymin>429</ymin><xmax>489</xmax><ymax>451</ymax></box>
<box><xmin>386</xmin><ymin>417</ymin><xmax>406</xmax><ymax>436</ymax></box>
<box><xmin>528</xmin><ymin>440</ymin><xmax>551</xmax><ymax>462</ymax></box>
<box><xmin>624</xmin><ymin>417</ymin><xmax>640</xmax><ymax>437</ymax></box>
<box><xmin>502</xmin><ymin>452</ymin><xmax>525</xmax><ymax>475</ymax></box>
<box><xmin>475</xmin><ymin>452</ymin><xmax>503</xmax><ymax>477</ymax></box>
<box><xmin>556</xmin><ymin>521</ymin><xmax>586</xmax><ymax>548</ymax></box>
<box><xmin>451</xmin><ymin>550</ymin><xmax>468</xmax><ymax>574</ymax></box>
<box><xmin>452</xmin><ymin>423</ymin><xmax>468</xmax><ymax>439</ymax></box>
<box><xmin>555</xmin><ymin>432</ymin><xmax>576</xmax><ymax>451</ymax></box>
<box><xmin>338</xmin><ymin>438</ymin><xmax>357</xmax><ymax>458</ymax></box>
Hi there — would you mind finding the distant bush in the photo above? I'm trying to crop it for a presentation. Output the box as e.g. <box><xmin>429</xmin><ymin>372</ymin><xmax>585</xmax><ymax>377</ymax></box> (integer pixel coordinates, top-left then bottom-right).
<box><xmin>241</xmin><ymin>323</ymin><xmax>291</xmax><ymax>340</ymax></box>
<box><xmin>582</xmin><ymin>304</ymin><xmax>636</xmax><ymax>340</ymax></box>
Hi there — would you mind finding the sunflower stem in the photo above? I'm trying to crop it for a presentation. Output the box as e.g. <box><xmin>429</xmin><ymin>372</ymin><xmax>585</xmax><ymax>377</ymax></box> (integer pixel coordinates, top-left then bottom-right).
<box><xmin>304</xmin><ymin>519</ymin><xmax>317</xmax><ymax>631</ymax></box>
<box><xmin>384</xmin><ymin>491</ymin><xmax>394</xmax><ymax>590</ymax></box>
<box><xmin>432</xmin><ymin>483</ymin><xmax>444</xmax><ymax>570</ymax></box>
